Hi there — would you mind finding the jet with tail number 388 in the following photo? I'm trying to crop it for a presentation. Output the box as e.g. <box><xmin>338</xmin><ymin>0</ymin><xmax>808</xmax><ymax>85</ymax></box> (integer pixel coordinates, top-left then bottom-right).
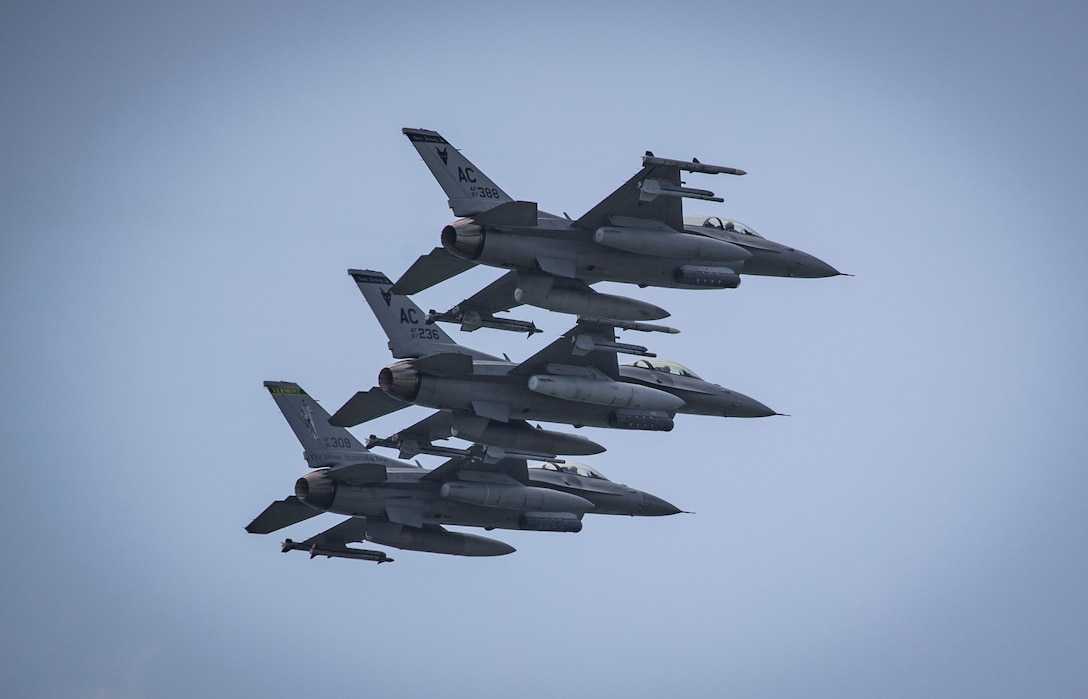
<box><xmin>395</xmin><ymin>127</ymin><xmax>842</xmax><ymax>335</ymax></box>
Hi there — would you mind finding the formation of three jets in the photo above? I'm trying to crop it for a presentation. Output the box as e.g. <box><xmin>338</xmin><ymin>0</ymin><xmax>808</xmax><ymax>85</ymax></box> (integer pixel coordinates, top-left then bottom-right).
<box><xmin>247</xmin><ymin>128</ymin><xmax>842</xmax><ymax>563</ymax></box>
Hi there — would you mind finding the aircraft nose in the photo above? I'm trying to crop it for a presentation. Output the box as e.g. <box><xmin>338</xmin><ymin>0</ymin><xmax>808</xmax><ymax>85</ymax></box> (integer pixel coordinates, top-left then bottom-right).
<box><xmin>793</xmin><ymin>251</ymin><xmax>841</xmax><ymax>278</ymax></box>
<box><xmin>640</xmin><ymin>492</ymin><xmax>683</xmax><ymax>516</ymax></box>
<box><xmin>723</xmin><ymin>391</ymin><xmax>778</xmax><ymax>418</ymax></box>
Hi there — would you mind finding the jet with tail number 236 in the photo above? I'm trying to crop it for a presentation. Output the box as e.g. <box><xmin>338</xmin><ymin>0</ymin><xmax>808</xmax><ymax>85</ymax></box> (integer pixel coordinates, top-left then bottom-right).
<box><xmin>328</xmin><ymin>270</ymin><xmax>777</xmax><ymax>462</ymax></box>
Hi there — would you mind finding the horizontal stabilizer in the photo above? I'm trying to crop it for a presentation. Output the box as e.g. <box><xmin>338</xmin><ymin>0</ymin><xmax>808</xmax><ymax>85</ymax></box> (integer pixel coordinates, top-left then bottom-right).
<box><xmin>329</xmin><ymin>387</ymin><xmax>408</xmax><ymax>427</ymax></box>
<box><xmin>246</xmin><ymin>496</ymin><xmax>323</xmax><ymax>535</ymax></box>
<box><xmin>392</xmin><ymin>247</ymin><xmax>477</xmax><ymax>295</ymax></box>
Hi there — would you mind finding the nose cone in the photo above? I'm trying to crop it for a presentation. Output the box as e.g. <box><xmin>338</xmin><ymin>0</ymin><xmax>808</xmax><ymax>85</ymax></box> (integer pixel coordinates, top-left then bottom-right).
<box><xmin>722</xmin><ymin>390</ymin><xmax>777</xmax><ymax>418</ymax></box>
<box><xmin>791</xmin><ymin>250</ymin><xmax>841</xmax><ymax>278</ymax></box>
<box><xmin>638</xmin><ymin>492</ymin><xmax>683</xmax><ymax>517</ymax></box>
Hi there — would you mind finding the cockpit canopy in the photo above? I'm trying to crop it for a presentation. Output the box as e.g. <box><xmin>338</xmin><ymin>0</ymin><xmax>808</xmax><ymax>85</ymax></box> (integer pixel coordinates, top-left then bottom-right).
<box><xmin>683</xmin><ymin>215</ymin><xmax>765</xmax><ymax>239</ymax></box>
<box><xmin>531</xmin><ymin>461</ymin><xmax>610</xmax><ymax>480</ymax></box>
<box><xmin>625</xmin><ymin>358</ymin><xmax>703</xmax><ymax>380</ymax></box>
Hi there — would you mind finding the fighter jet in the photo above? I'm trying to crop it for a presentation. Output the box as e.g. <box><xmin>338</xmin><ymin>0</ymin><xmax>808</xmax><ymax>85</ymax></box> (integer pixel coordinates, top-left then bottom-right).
<box><xmin>246</xmin><ymin>381</ymin><xmax>681</xmax><ymax>561</ymax></box>
<box><xmin>329</xmin><ymin>270</ymin><xmax>776</xmax><ymax>460</ymax></box>
<box><xmin>394</xmin><ymin>127</ymin><xmax>841</xmax><ymax>334</ymax></box>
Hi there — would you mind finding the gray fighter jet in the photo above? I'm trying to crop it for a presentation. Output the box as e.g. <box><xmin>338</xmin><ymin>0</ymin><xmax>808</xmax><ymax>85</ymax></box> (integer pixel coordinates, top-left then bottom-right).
<box><xmin>329</xmin><ymin>270</ymin><xmax>776</xmax><ymax>460</ymax></box>
<box><xmin>395</xmin><ymin>127</ymin><xmax>841</xmax><ymax>334</ymax></box>
<box><xmin>247</xmin><ymin>381</ymin><xmax>681</xmax><ymax>561</ymax></box>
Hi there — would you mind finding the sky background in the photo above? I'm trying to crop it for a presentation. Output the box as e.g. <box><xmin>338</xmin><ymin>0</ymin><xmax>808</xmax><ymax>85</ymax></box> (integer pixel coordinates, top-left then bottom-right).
<box><xmin>3</xmin><ymin>2</ymin><xmax>1087</xmax><ymax>697</ymax></box>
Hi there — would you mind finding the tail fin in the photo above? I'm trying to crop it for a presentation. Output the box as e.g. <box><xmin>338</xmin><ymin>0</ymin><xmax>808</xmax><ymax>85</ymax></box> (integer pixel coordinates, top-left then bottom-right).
<box><xmin>264</xmin><ymin>381</ymin><xmax>370</xmax><ymax>468</ymax></box>
<box><xmin>349</xmin><ymin>269</ymin><xmax>467</xmax><ymax>358</ymax></box>
<box><xmin>403</xmin><ymin>127</ymin><xmax>513</xmax><ymax>217</ymax></box>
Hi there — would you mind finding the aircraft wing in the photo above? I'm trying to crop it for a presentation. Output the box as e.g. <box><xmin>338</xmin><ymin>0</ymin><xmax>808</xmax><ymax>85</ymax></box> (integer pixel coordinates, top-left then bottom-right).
<box><xmin>574</xmin><ymin>154</ymin><xmax>741</xmax><ymax>232</ymax></box>
<box><xmin>329</xmin><ymin>387</ymin><xmax>409</xmax><ymax>428</ymax></box>
<box><xmin>573</xmin><ymin>163</ymin><xmax>683</xmax><ymax>231</ymax></box>
<box><xmin>392</xmin><ymin>247</ymin><xmax>477</xmax><ymax>295</ymax></box>
<box><xmin>245</xmin><ymin>496</ymin><xmax>323</xmax><ymax>534</ymax></box>
<box><xmin>508</xmin><ymin>319</ymin><xmax>621</xmax><ymax>379</ymax></box>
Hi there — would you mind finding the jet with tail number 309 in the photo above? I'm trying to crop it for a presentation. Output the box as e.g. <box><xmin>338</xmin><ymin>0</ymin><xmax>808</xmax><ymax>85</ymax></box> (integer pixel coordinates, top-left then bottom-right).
<box><xmin>246</xmin><ymin>381</ymin><xmax>681</xmax><ymax>562</ymax></box>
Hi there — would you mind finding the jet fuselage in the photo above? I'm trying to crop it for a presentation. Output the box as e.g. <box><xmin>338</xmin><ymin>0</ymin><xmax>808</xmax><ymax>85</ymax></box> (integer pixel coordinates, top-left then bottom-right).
<box><xmin>379</xmin><ymin>355</ymin><xmax>774</xmax><ymax>429</ymax></box>
<box><xmin>293</xmin><ymin>465</ymin><xmax>680</xmax><ymax>531</ymax></box>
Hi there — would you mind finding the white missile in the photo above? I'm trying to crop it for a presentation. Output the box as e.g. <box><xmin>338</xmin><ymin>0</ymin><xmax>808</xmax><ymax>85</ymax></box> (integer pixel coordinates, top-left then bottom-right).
<box><xmin>440</xmin><ymin>482</ymin><xmax>594</xmax><ymax>513</ymax></box>
<box><xmin>642</xmin><ymin>153</ymin><xmax>747</xmax><ymax>175</ymax></box>
<box><xmin>594</xmin><ymin>227</ymin><xmax>751</xmax><ymax>263</ymax></box>
<box><xmin>527</xmin><ymin>374</ymin><xmax>685</xmax><ymax>412</ymax></box>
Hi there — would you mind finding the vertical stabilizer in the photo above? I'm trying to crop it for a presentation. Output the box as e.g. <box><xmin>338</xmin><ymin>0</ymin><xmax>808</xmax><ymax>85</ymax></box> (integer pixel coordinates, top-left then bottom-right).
<box><xmin>264</xmin><ymin>381</ymin><xmax>370</xmax><ymax>468</ymax></box>
<box><xmin>349</xmin><ymin>269</ymin><xmax>496</xmax><ymax>360</ymax></box>
<box><xmin>402</xmin><ymin>127</ymin><xmax>513</xmax><ymax>217</ymax></box>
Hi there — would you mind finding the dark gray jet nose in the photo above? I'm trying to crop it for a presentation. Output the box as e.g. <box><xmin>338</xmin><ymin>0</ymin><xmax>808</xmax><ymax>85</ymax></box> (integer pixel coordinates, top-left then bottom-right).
<box><xmin>724</xmin><ymin>391</ymin><xmax>778</xmax><ymax>418</ymax></box>
<box><xmin>791</xmin><ymin>251</ymin><xmax>841</xmax><ymax>278</ymax></box>
<box><xmin>639</xmin><ymin>492</ymin><xmax>683</xmax><ymax>516</ymax></box>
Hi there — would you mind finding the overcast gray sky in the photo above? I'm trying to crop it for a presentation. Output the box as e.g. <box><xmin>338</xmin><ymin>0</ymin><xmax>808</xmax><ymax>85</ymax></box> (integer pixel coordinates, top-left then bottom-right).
<box><xmin>3</xmin><ymin>2</ymin><xmax>1086</xmax><ymax>697</ymax></box>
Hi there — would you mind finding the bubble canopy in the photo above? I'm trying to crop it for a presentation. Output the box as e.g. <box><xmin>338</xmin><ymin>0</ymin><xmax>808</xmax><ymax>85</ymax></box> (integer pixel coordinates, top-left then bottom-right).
<box><xmin>625</xmin><ymin>358</ymin><xmax>703</xmax><ymax>380</ymax></box>
<box><xmin>530</xmin><ymin>461</ymin><xmax>610</xmax><ymax>480</ymax></box>
<box><xmin>683</xmin><ymin>215</ymin><xmax>765</xmax><ymax>239</ymax></box>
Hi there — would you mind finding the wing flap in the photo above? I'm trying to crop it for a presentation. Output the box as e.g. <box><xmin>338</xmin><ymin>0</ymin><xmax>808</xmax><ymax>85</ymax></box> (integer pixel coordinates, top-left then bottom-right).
<box><xmin>392</xmin><ymin>247</ymin><xmax>477</xmax><ymax>295</ymax></box>
<box><xmin>246</xmin><ymin>496</ymin><xmax>322</xmax><ymax>534</ymax></box>
<box><xmin>329</xmin><ymin>387</ymin><xmax>408</xmax><ymax>427</ymax></box>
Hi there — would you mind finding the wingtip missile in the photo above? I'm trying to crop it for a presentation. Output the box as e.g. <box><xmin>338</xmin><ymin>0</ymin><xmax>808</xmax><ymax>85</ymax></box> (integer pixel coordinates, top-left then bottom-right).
<box><xmin>577</xmin><ymin>317</ymin><xmax>680</xmax><ymax>334</ymax></box>
<box><xmin>642</xmin><ymin>153</ymin><xmax>746</xmax><ymax>176</ymax></box>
